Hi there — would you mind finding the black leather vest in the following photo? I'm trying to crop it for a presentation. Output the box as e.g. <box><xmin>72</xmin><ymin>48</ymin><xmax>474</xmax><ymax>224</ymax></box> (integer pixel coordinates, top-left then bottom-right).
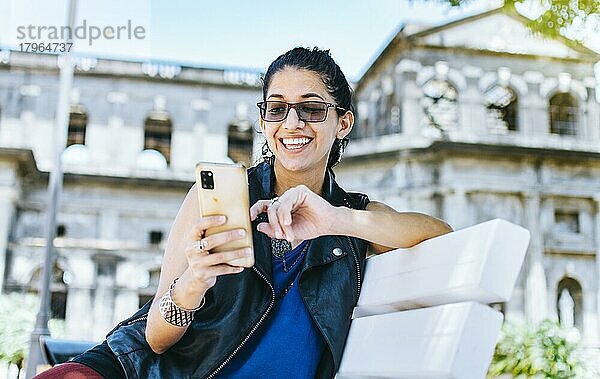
<box><xmin>106</xmin><ymin>162</ymin><xmax>370</xmax><ymax>378</ymax></box>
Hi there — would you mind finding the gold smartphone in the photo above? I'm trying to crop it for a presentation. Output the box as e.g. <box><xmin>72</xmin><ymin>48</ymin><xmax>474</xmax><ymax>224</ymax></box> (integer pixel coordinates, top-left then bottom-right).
<box><xmin>195</xmin><ymin>162</ymin><xmax>254</xmax><ymax>268</ymax></box>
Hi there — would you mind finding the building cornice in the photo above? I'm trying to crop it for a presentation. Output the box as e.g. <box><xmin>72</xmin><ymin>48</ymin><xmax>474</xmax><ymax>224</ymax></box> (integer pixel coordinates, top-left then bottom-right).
<box><xmin>342</xmin><ymin>140</ymin><xmax>600</xmax><ymax>164</ymax></box>
<box><xmin>0</xmin><ymin>147</ymin><xmax>41</xmax><ymax>180</ymax></box>
<box><xmin>0</xmin><ymin>147</ymin><xmax>195</xmax><ymax>189</ymax></box>
<box><xmin>355</xmin><ymin>6</ymin><xmax>599</xmax><ymax>92</ymax></box>
<box><xmin>0</xmin><ymin>50</ymin><xmax>262</xmax><ymax>90</ymax></box>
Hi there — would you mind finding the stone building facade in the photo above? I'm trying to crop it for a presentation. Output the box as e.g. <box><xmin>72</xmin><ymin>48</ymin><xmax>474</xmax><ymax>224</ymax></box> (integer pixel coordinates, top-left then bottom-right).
<box><xmin>0</xmin><ymin>52</ymin><xmax>262</xmax><ymax>340</ymax></box>
<box><xmin>1</xmin><ymin>7</ymin><xmax>599</xmax><ymax>362</ymax></box>
<box><xmin>339</xmin><ymin>7</ymin><xmax>600</xmax><ymax>361</ymax></box>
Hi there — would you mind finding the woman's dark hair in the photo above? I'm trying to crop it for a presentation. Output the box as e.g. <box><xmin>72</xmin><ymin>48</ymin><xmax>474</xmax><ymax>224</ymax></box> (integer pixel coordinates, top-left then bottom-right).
<box><xmin>260</xmin><ymin>47</ymin><xmax>354</xmax><ymax>169</ymax></box>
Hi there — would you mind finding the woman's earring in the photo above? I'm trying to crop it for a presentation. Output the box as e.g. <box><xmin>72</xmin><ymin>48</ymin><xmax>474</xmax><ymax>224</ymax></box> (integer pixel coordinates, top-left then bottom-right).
<box><xmin>336</xmin><ymin>138</ymin><xmax>349</xmax><ymax>165</ymax></box>
<box><xmin>262</xmin><ymin>143</ymin><xmax>274</xmax><ymax>166</ymax></box>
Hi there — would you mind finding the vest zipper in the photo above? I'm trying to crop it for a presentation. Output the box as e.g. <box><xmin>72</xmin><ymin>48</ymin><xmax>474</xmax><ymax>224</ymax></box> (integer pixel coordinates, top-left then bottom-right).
<box><xmin>347</xmin><ymin>236</ymin><xmax>362</xmax><ymax>301</ymax></box>
<box><xmin>125</xmin><ymin>315</ymin><xmax>148</xmax><ymax>325</ymax></box>
<box><xmin>206</xmin><ymin>266</ymin><xmax>275</xmax><ymax>379</ymax></box>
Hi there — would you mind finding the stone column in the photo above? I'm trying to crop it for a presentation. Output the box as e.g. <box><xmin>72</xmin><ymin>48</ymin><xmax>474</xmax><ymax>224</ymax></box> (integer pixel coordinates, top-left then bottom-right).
<box><xmin>584</xmin><ymin>82</ymin><xmax>599</xmax><ymax>143</ymax></box>
<box><xmin>0</xmin><ymin>186</ymin><xmax>17</xmax><ymax>291</ymax></box>
<box><xmin>442</xmin><ymin>188</ymin><xmax>469</xmax><ymax>230</ymax></box>
<box><xmin>594</xmin><ymin>196</ymin><xmax>600</xmax><ymax>342</ymax></box>
<box><xmin>522</xmin><ymin>72</ymin><xmax>547</xmax><ymax>139</ymax></box>
<box><xmin>397</xmin><ymin>70</ymin><xmax>423</xmax><ymax>140</ymax></box>
<box><xmin>91</xmin><ymin>256</ymin><xmax>119</xmax><ymax>340</ymax></box>
<box><xmin>523</xmin><ymin>192</ymin><xmax>548</xmax><ymax>324</ymax></box>
<box><xmin>367</xmin><ymin>91</ymin><xmax>379</xmax><ymax>139</ymax></box>
<box><xmin>582</xmin><ymin>282</ymin><xmax>599</xmax><ymax>346</ymax></box>
<box><xmin>113</xmin><ymin>261</ymin><xmax>143</xmax><ymax>324</ymax></box>
<box><xmin>64</xmin><ymin>257</ymin><xmax>95</xmax><ymax>340</ymax></box>
<box><xmin>458</xmin><ymin>66</ymin><xmax>486</xmax><ymax>139</ymax></box>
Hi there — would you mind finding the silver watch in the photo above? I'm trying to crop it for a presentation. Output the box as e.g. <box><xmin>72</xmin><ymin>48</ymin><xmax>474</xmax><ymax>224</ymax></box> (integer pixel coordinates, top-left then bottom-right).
<box><xmin>158</xmin><ymin>277</ymin><xmax>205</xmax><ymax>327</ymax></box>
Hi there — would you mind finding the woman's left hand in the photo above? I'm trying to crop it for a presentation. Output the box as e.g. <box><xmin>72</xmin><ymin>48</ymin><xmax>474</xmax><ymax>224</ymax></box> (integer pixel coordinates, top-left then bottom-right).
<box><xmin>250</xmin><ymin>185</ymin><xmax>336</xmax><ymax>242</ymax></box>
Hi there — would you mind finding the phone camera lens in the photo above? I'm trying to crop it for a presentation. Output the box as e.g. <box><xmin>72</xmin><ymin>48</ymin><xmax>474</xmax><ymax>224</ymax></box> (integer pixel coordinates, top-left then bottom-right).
<box><xmin>200</xmin><ymin>170</ymin><xmax>214</xmax><ymax>190</ymax></box>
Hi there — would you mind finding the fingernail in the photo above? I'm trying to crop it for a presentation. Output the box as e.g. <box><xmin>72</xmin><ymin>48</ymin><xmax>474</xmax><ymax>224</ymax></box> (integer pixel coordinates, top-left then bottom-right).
<box><xmin>218</xmin><ymin>215</ymin><xmax>227</xmax><ymax>223</ymax></box>
<box><xmin>238</xmin><ymin>229</ymin><xmax>246</xmax><ymax>236</ymax></box>
<box><xmin>275</xmin><ymin>231</ymin><xmax>281</xmax><ymax>239</ymax></box>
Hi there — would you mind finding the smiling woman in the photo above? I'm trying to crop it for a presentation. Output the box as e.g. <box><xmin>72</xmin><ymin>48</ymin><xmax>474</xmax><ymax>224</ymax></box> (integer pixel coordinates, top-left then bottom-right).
<box><xmin>34</xmin><ymin>47</ymin><xmax>452</xmax><ymax>379</ymax></box>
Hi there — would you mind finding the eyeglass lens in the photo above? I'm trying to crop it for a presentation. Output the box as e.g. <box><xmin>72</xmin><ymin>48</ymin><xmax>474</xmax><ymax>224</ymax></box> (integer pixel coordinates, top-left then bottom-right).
<box><xmin>263</xmin><ymin>101</ymin><xmax>329</xmax><ymax>122</ymax></box>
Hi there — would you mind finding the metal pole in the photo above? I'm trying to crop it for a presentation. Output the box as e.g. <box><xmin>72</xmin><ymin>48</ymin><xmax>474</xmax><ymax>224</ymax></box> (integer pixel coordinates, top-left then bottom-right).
<box><xmin>25</xmin><ymin>0</ymin><xmax>77</xmax><ymax>377</ymax></box>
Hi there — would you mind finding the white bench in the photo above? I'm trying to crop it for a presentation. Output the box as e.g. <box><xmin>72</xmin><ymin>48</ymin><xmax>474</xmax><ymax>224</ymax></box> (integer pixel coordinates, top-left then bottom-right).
<box><xmin>337</xmin><ymin>219</ymin><xmax>530</xmax><ymax>379</ymax></box>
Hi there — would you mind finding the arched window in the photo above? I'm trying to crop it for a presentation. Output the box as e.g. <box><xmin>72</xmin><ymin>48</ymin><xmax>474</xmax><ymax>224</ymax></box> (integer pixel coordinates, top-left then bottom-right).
<box><xmin>29</xmin><ymin>264</ymin><xmax>68</xmax><ymax>319</ymax></box>
<box><xmin>549</xmin><ymin>93</ymin><xmax>578</xmax><ymax>136</ymax></box>
<box><xmin>67</xmin><ymin>104</ymin><xmax>88</xmax><ymax>147</ymax></box>
<box><xmin>144</xmin><ymin>110</ymin><xmax>172</xmax><ymax>164</ymax></box>
<box><xmin>556</xmin><ymin>277</ymin><xmax>583</xmax><ymax>330</ymax></box>
<box><xmin>353</xmin><ymin>101</ymin><xmax>370</xmax><ymax>139</ymax></box>
<box><xmin>380</xmin><ymin>93</ymin><xmax>401</xmax><ymax>135</ymax></box>
<box><xmin>422</xmin><ymin>79</ymin><xmax>458</xmax><ymax>134</ymax></box>
<box><xmin>485</xmin><ymin>85</ymin><xmax>518</xmax><ymax>133</ymax></box>
<box><xmin>227</xmin><ymin>105</ymin><xmax>254</xmax><ymax>166</ymax></box>
<box><xmin>227</xmin><ymin>121</ymin><xmax>253</xmax><ymax>166</ymax></box>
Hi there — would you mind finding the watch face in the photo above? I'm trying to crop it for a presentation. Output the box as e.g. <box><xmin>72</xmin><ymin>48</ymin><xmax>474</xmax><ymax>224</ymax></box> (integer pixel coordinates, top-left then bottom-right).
<box><xmin>422</xmin><ymin>79</ymin><xmax>458</xmax><ymax>131</ymax></box>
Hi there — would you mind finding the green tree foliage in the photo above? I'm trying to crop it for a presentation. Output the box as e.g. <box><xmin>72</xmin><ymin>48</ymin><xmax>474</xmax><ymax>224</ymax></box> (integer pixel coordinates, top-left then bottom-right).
<box><xmin>488</xmin><ymin>320</ymin><xmax>585</xmax><ymax>378</ymax></box>
<box><xmin>0</xmin><ymin>293</ymin><xmax>66</xmax><ymax>371</ymax></box>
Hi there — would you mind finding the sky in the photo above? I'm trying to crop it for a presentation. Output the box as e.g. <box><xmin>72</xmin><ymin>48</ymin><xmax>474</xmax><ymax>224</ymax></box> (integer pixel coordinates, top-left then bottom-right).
<box><xmin>0</xmin><ymin>0</ymin><xmax>599</xmax><ymax>81</ymax></box>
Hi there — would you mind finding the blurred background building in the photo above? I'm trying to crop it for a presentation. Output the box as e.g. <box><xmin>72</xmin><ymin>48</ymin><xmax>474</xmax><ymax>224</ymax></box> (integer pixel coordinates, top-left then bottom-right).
<box><xmin>0</xmin><ymin>6</ymin><xmax>599</xmax><ymax>361</ymax></box>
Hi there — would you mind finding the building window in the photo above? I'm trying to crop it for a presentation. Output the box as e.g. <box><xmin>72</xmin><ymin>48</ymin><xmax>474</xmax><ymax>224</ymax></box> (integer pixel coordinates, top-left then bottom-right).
<box><xmin>149</xmin><ymin>230</ymin><xmax>163</xmax><ymax>245</ymax></box>
<box><xmin>485</xmin><ymin>85</ymin><xmax>518</xmax><ymax>133</ymax></box>
<box><xmin>390</xmin><ymin>105</ymin><xmax>401</xmax><ymax>133</ymax></box>
<box><xmin>227</xmin><ymin>120</ymin><xmax>253</xmax><ymax>167</ymax></box>
<box><xmin>556</xmin><ymin>277</ymin><xmax>583</xmax><ymax>330</ymax></box>
<box><xmin>56</xmin><ymin>224</ymin><xmax>66</xmax><ymax>237</ymax></box>
<box><xmin>353</xmin><ymin>101</ymin><xmax>370</xmax><ymax>139</ymax></box>
<box><xmin>144</xmin><ymin>111</ymin><xmax>172</xmax><ymax>164</ymax></box>
<box><xmin>96</xmin><ymin>259</ymin><xmax>116</xmax><ymax>278</ymax></box>
<box><xmin>549</xmin><ymin>93</ymin><xmax>578</xmax><ymax>136</ymax></box>
<box><xmin>379</xmin><ymin>94</ymin><xmax>401</xmax><ymax>135</ymax></box>
<box><xmin>554</xmin><ymin>210</ymin><xmax>580</xmax><ymax>234</ymax></box>
<box><xmin>67</xmin><ymin>105</ymin><xmax>88</xmax><ymax>147</ymax></box>
<box><xmin>422</xmin><ymin>79</ymin><xmax>458</xmax><ymax>134</ymax></box>
<box><xmin>29</xmin><ymin>264</ymin><xmax>68</xmax><ymax>319</ymax></box>
<box><xmin>50</xmin><ymin>291</ymin><xmax>67</xmax><ymax>320</ymax></box>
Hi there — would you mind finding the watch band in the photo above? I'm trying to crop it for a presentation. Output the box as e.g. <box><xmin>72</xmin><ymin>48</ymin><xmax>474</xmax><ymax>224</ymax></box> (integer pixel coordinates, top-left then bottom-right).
<box><xmin>158</xmin><ymin>277</ymin><xmax>205</xmax><ymax>327</ymax></box>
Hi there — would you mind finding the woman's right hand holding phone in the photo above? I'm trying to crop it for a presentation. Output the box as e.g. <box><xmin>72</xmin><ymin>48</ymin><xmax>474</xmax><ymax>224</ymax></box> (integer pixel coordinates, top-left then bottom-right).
<box><xmin>147</xmin><ymin>194</ymin><xmax>251</xmax><ymax>353</ymax></box>
<box><xmin>173</xmin><ymin>215</ymin><xmax>251</xmax><ymax>310</ymax></box>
